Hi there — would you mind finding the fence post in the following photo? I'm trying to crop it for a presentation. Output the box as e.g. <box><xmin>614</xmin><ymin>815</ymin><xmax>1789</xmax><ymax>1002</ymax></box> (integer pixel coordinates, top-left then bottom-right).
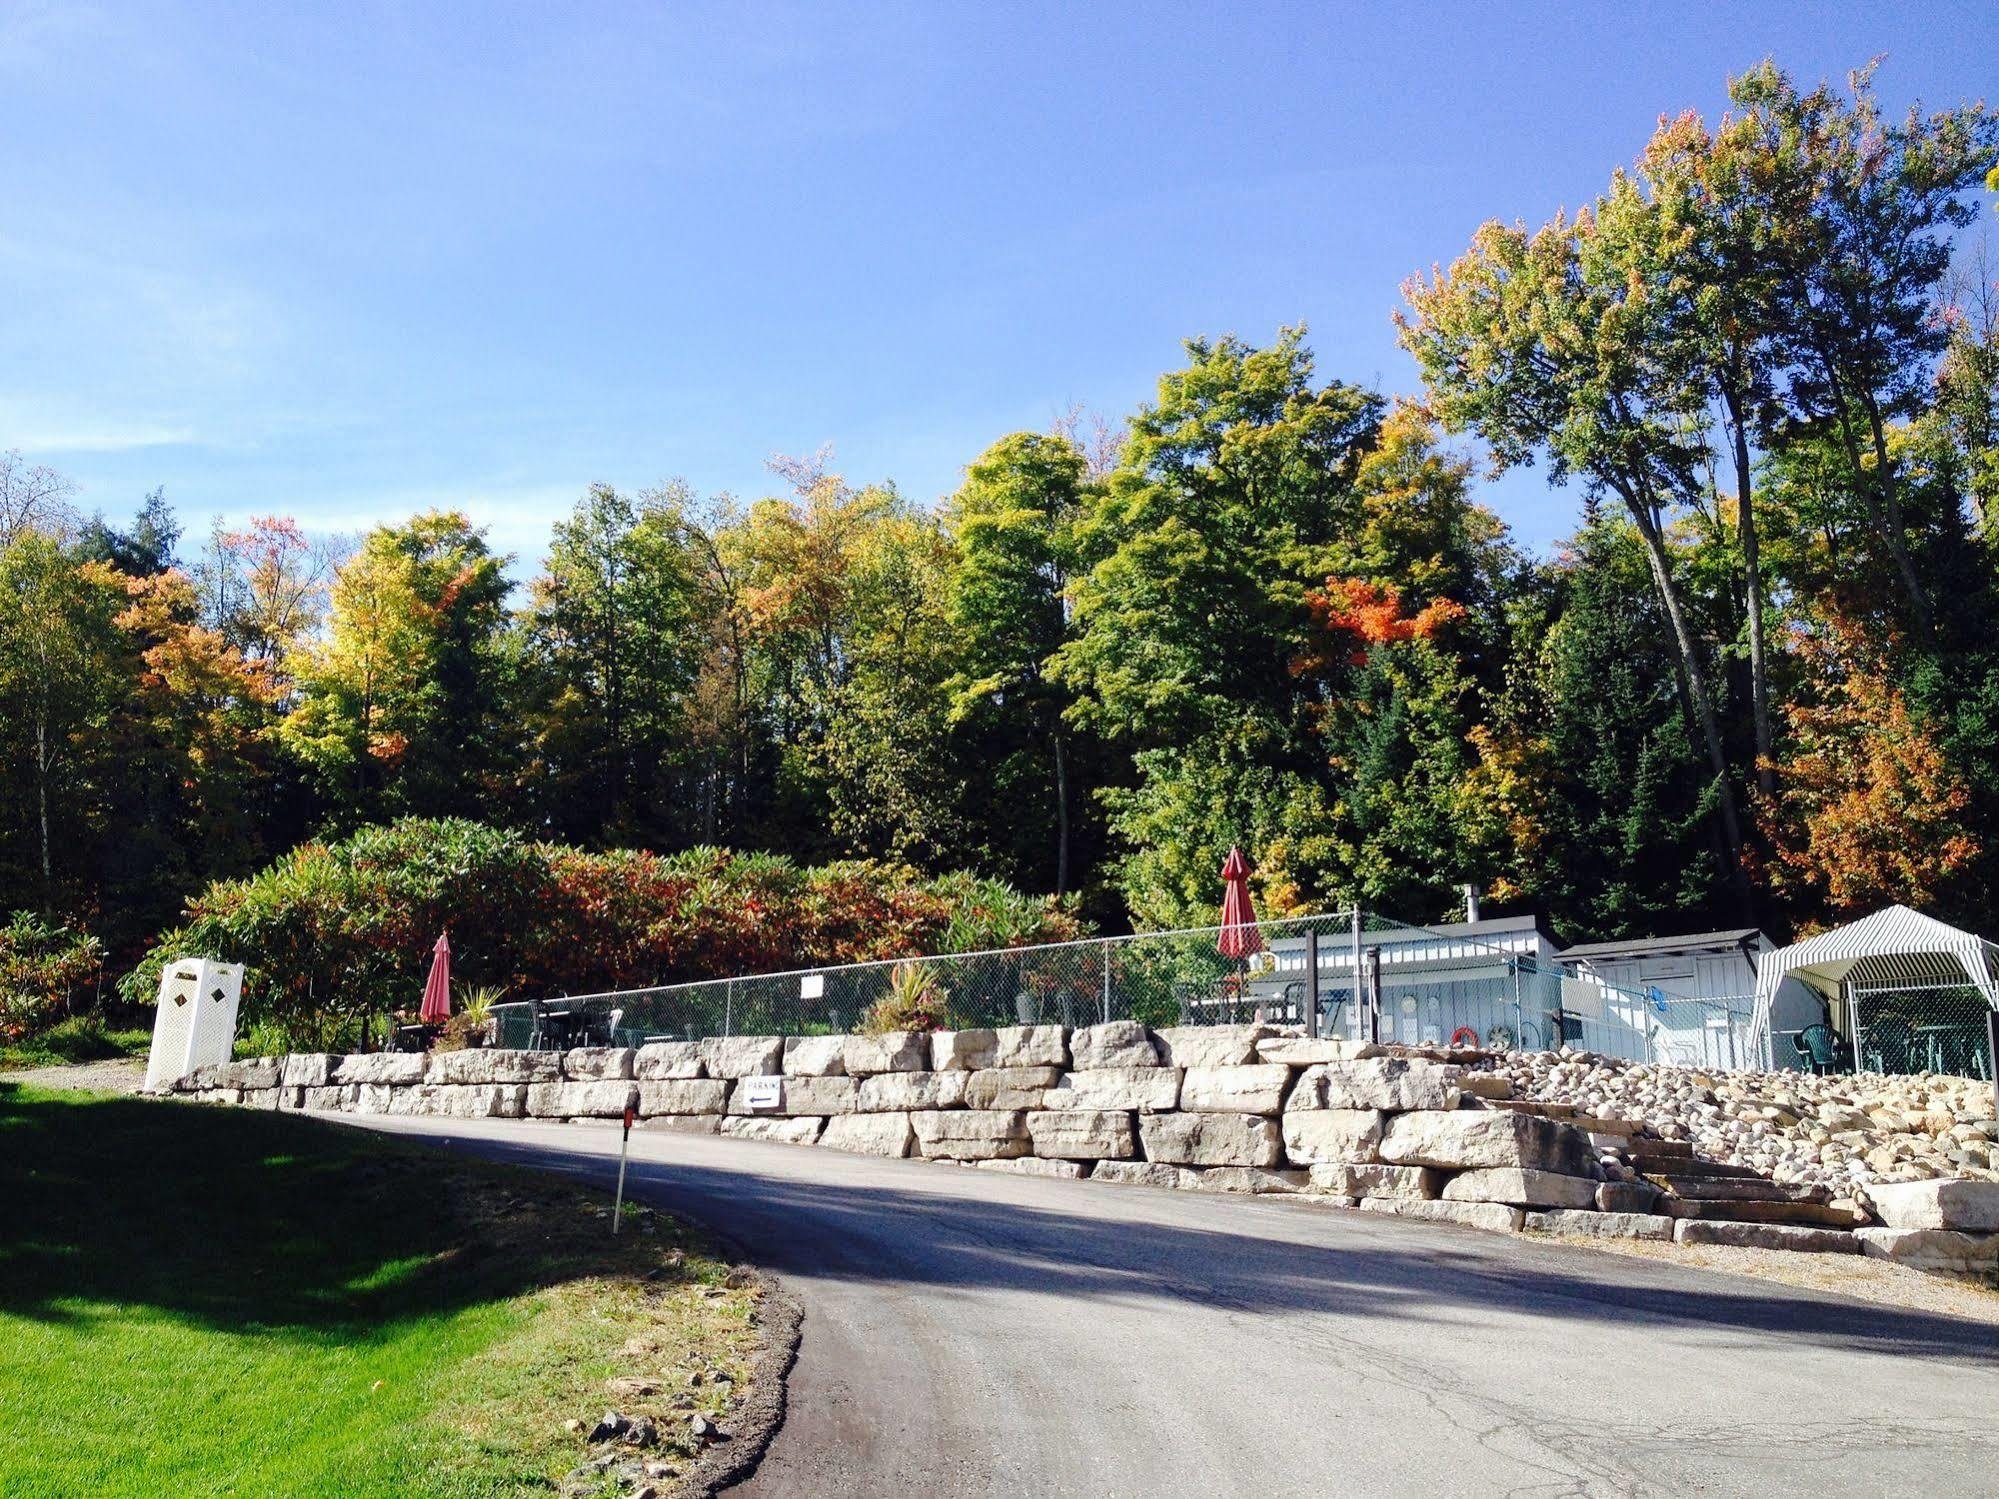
<box><xmin>1306</xmin><ymin>928</ymin><xmax>1320</xmax><ymax>1039</ymax></box>
<box><xmin>1848</xmin><ymin>982</ymin><xmax>1868</xmax><ymax>1074</ymax></box>
<box><xmin>1988</xmin><ymin>1007</ymin><xmax>1997</xmax><ymax>1120</ymax></box>
<box><xmin>1349</xmin><ymin>907</ymin><xmax>1364</xmax><ymax>1041</ymax></box>
<box><xmin>1100</xmin><ymin>943</ymin><xmax>1111</xmax><ymax>1025</ymax></box>
<box><xmin>1367</xmin><ymin>948</ymin><xmax>1383</xmax><ymax>1045</ymax></box>
<box><xmin>724</xmin><ymin>978</ymin><xmax>734</xmax><ymax>1039</ymax></box>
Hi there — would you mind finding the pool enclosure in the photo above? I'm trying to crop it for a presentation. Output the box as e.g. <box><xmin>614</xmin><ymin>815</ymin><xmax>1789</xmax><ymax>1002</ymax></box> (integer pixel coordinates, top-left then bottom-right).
<box><xmin>1750</xmin><ymin>905</ymin><xmax>1999</xmax><ymax>1079</ymax></box>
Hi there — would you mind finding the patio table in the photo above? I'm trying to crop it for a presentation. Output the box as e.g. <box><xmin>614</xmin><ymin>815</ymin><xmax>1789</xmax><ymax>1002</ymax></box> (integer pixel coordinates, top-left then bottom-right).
<box><xmin>1173</xmin><ymin>976</ymin><xmax>1307</xmax><ymax>1026</ymax></box>
<box><xmin>389</xmin><ymin>1021</ymin><xmax>441</xmax><ymax>1053</ymax></box>
<box><xmin>533</xmin><ymin>1004</ymin><xmax>593</xmax><ymax>1051</ymax></box>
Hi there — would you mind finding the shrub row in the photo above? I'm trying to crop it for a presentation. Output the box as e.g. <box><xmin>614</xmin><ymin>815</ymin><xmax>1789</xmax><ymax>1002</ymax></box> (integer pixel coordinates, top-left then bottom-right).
<box><xmin>121</xmin><ymin>818</ymin><xmax>1081</xmax><ymax>1050</ymax></box>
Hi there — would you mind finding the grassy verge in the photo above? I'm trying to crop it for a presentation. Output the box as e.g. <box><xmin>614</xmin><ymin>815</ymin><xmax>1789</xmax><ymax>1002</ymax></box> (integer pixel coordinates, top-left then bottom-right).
<box><xmin>0</xmin><ymin>1084</ymin><xmax>766</xmax><ymax>1497</ymax></box>
<box><xmin>0</xmin><ymin>1017</ymin><xmax>150</xmax><ymax>1072</ymax></box>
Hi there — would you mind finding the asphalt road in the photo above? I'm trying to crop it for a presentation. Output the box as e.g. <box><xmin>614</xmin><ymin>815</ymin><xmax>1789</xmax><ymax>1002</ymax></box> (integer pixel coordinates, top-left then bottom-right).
<box><xmin>352</xmin><ymin>1115</ymin><xmax>1999</xmax><ymax>1498</ymax></box>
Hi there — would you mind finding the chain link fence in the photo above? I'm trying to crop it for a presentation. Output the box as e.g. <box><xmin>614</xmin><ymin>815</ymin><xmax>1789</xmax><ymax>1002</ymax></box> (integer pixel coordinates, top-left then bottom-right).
<box><xmin>490</xmin><ymin>907</ymin><xmax>1682</xmax><ymax>1061</ymax></box>
<box><xmin>1848</xmin><ymin>981</ymin><xmax>1997</xmax><ymax>1079</ymax></box>
<box><xmin>1638</xmin><ymin>993</ymin><xmax>1760</xmax><ymax>1071</ymax></box>
<box><xmin>494</xmin><ymin>911</ymin><xmax>1358</xmax><ymax>1048</ymax></box>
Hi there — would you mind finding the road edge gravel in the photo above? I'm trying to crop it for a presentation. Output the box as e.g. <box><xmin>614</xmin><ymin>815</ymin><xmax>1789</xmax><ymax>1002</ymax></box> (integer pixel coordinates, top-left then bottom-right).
<box><xmin>667</xmin><ymin>1263</ymin><xmax>802</xmax><ymax>1499</ymax></box>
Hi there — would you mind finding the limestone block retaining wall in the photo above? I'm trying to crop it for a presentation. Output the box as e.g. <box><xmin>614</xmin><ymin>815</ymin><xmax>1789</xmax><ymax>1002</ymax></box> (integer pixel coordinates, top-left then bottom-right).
<box><xmin>162</xmin><ymin>1023</ymin><xmax>1999</xmax><ymax>1277</ymax></box>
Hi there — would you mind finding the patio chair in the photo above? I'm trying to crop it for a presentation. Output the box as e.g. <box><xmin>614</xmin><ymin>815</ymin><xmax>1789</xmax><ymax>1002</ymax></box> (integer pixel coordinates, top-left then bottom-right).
<box><xmin>1277</xmin><ymin>980</ymin><xmax>1306</xmax><ymax>1025</ymax></box>
<box><xmin>388</xmin><ymin>1021</ymin><xmax>440</xmax><ymax>1054</ymax></box>
<box><xmin>1792</xmin><ymin>1022</ymin><xmax>1846</xmax><ymax>1075</ymax></box>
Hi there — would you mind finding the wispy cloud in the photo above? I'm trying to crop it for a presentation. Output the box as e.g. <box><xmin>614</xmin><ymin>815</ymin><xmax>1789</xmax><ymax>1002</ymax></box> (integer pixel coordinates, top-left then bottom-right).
<box><xmin>0</xmin><ymin>390</ymin><xmax>203</xmax><ymax>455</ymax></box>
<box><xmin>0</xmin><ymin>228</ymin><xmax>278</xmax><ymax>390</ymax></box>
<box><xmin>7</xmin><ymin>422</ymin><xmax>199</xmax><ymax>455</ymax></box>
<box><xmin>223</xmin><ymin>479</ymin><xmax>584</xmax><ymax>572</ymax></box>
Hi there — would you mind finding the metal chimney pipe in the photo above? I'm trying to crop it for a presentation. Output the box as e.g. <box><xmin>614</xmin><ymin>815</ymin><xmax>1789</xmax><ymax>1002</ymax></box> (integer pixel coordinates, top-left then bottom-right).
<box><xmin>1463</xmin><ymin>883</ymin><xmax>1481</xmax><ymax>924</ymax></box>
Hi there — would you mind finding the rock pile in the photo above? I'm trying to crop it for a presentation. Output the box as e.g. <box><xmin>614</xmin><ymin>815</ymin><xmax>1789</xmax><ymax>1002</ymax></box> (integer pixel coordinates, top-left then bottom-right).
<box><xmin>1490</xmin><ymin>1047</ymin><xmax>1999</xmax><ymax>1192</ymax></box>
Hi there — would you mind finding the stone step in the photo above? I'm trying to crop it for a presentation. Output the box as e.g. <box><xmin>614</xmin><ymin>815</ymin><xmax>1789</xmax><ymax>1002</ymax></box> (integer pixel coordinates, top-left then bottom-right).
<box><xmin>1630</xmin><ymin>1153</ymin><xmax>1761</xmax><ymax>1179</ymax></box>
<box><xmin>1674</xmin><ymin>1219</ymin><xmax>1859</xmax><ymax>1254</ymax></box>
<box><xmin>1571</xmin><ymin>1115</ymin><xmax>1640</xmax><ymax>1136</ymax></box>
<box><xmin>1644</xmin><ymin>1175</ymin><xmax>1811</xmax><ymax>1203</ymax></box>
<box><xmin>1625</xmin><ymin>1139</ymin><xmax>1693</xmax><ymax>1159</ymax></box>
<box><xmin>1664</xmin><ymin>1198</ymin><xmax>1868</xmax><ymax>1229</ymax></box>
<box><xmin>1488</xmin><ymin>1099</ymin><xmax>1579</xmax><ymax>1118</ymax></box>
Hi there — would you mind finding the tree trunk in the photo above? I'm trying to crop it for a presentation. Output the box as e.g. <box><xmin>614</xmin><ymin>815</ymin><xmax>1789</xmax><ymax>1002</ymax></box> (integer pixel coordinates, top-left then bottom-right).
<box><xmin>1621</xmin><ymin>488</ymin><xmax>1755</xmax><ymax>919</ymax></box>
<box><xmin>1858</xmin><ymin>395</ymin><xmax>1941</xmax><ymax>625</ymax></box>
<box><xmin>1812</xmin><ymin>343</ymin><xmax>1933</xmax><ymax>630</ymax></box>
<box><xmin>36</xmin><ymin>713</ymin><xmax>51</xmax><ymax>890</ymax></box>
<box><xmin>1721</xmin><ymin>384</ymin><xmax>1775</xmax><ymax>794</ymax></box>
<box><xmin>1051</xmin><ymin>728</ymin><xmax>1070</xmax><ymax>897</ymax></box>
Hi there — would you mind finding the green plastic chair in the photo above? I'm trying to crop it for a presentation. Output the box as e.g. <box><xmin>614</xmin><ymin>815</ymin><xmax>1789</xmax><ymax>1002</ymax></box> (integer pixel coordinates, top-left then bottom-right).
<box><xmin>1792</xmin><ymin>1023</ymin><xmax>1846</xmax><ymax>1075</ymax></box>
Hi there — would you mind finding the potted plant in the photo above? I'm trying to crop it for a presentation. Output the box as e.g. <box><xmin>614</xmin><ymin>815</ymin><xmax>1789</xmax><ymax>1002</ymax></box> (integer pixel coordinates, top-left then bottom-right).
<box><xmin>434</xmin><ymin>985</ymin><xmax>504</xmax><ymax>1051</ymax></box>
<box><xmin>859</xmin><ymin>962</ymin><xmax>952</xmax><ymax>1034</ymax></box>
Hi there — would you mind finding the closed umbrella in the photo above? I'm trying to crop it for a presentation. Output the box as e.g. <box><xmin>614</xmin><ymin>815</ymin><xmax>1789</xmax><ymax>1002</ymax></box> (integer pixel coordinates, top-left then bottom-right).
<box><xmin>1216</xmin><ymin>846</ymin><xmax>1264</xmax><ymax>960</ymax></box>
<box><xmin>419</xmin><ymin>933</ymin><xmax>452</xmax><ymax>1025</ymax></box>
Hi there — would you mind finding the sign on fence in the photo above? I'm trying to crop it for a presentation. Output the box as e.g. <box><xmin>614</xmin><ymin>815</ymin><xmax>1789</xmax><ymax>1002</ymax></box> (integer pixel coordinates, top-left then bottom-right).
<box><xmin>144</xmin><ymin>957</ymin><xmax>244</xmax><ymax>1093</ymax></box>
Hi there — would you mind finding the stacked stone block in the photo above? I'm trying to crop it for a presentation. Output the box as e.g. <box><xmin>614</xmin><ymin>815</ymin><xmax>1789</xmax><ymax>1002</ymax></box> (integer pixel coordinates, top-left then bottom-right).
<box><xmin>163</xmin><ymin>1020</ymin><xmax>1999</xmax><ymax>1278</ymax></box>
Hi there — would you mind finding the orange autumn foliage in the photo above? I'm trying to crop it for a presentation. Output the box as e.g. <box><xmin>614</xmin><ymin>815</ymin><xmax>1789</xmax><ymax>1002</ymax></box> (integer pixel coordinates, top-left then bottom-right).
<box><xmin>1294</xmin><ymin>578</ymin><xmax>1466</xmax><ymax>673</ymax></box>
<box><xmin>1758</xmin><ymin>612</ymin><xmax>1980</xmax><ymax>925</ymax></box>
<box><xmin>114</xmin><ymin>569</ymin><xmax>278</xmax><ymax>717</ymax></box>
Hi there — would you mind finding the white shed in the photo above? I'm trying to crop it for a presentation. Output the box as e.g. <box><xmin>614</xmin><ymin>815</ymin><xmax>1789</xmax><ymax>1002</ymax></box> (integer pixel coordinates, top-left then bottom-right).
<box><xmin>1557</xmin><ymin>929</ymin><xmax>1772</xmax><ymax>1068</ymax></box>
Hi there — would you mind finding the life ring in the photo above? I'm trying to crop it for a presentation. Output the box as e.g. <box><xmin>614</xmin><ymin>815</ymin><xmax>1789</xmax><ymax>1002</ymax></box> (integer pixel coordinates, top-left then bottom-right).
<box><xmin>1449</xmin><ymin>1026</ymin><xmax>1481</xmax><ymax>1049</ymax></box>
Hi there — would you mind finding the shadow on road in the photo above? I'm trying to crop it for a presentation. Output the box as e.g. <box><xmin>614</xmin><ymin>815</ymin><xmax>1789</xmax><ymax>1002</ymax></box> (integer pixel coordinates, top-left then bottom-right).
<box><xmin>442</xmin><ymin>1131</ymin><xmax>1999</xmax><ymax>1370</ymax></box>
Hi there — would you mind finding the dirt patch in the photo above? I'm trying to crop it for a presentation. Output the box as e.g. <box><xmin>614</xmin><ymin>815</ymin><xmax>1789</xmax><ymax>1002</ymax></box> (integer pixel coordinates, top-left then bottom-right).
<box><xmin>666</xmin><ymin>1267</ymin><xmax>801</xmax><ymax>1499</ymax></box>
<box><xmin>6</xmin><ymin>1058</ymin><xmax>146</xmax><ymax>1093</ymax></box>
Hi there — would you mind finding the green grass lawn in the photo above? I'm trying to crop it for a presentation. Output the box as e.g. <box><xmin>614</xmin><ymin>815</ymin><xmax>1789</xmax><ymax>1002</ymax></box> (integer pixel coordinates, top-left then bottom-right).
<box><xmin>0</xmin><ymin>1084</ymin><xmax>759</xmax><ymax>1497</ymax></box>
<box><xmin>0</xmin><ymin>1017</ymin><xmax>151</xmax><ymax>1071</ymax></box>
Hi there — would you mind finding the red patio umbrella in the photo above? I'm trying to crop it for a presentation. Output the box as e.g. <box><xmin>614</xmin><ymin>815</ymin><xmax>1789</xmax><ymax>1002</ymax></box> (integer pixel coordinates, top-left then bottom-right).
<box><xmin>1216</xmin><ymin>846</ymin><xmax>1264</xmax><ymax>960</ymax></box>
<box><xmin>419</xmin><ymin>932</ymin><xmax>452</xmax><ymax>1025</ymax></box>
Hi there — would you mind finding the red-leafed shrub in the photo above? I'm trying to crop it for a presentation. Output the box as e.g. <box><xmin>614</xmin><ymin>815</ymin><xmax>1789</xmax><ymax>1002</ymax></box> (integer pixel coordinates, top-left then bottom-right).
<box><xmin>1</xmin><ymin>912</ymin><xmax>105</xmax><ymax>1041</ymax></box>
<box><xmin>121</xmin><ymin>819</ymin><xmax>1081</xmax><ymax>1047</ymax></box>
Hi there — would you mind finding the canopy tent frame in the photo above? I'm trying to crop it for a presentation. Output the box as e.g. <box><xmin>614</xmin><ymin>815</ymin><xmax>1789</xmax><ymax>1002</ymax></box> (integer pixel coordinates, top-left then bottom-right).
<box><xmin>1750</xmin><ymin>906</ymin><xmax>1999</xmax><ymax>1073</ymax></box>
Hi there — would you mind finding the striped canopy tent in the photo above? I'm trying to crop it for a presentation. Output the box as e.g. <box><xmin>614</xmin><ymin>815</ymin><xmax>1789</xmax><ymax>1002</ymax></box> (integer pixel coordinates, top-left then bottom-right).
<box><xmin>1750</xmin><ymin>905</ymin><xmax>1999</xmax><ymax>1059</ymax></box>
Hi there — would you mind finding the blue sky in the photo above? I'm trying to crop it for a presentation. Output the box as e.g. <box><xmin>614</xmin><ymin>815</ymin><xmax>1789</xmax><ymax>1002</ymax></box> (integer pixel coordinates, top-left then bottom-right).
<box><xmin>4</xmin><ymin>1</ymin><xmax>1995</xmax><ymax>567</ymax></box>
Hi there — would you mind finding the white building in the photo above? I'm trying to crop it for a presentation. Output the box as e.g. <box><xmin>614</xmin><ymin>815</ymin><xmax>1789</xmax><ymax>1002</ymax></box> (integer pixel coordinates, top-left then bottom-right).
<box><xmin>1554</xmin><ymin>928</ymin><xmax>1824</xmax><ymax>1069</ymax></box>
<box><xmin>1263</xmin><ymin>914</ymin><xmax>1590</xmax><ymax>1051</ymax></box>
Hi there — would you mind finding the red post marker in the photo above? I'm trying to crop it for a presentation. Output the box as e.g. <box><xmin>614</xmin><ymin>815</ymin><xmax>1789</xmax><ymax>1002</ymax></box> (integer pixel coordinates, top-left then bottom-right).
<box><xmin>613</xmin><ymin>1089</ymin><xmax>638</xmax><ymax>1233</ymax></box>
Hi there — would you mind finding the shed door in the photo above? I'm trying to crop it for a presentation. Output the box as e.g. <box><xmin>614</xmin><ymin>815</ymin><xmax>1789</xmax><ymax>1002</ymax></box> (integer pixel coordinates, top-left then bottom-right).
<box><xmin>1694</xmin><ymin>954</ymin><xmax>1748</xmax><ymax>1004</ymax></box>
